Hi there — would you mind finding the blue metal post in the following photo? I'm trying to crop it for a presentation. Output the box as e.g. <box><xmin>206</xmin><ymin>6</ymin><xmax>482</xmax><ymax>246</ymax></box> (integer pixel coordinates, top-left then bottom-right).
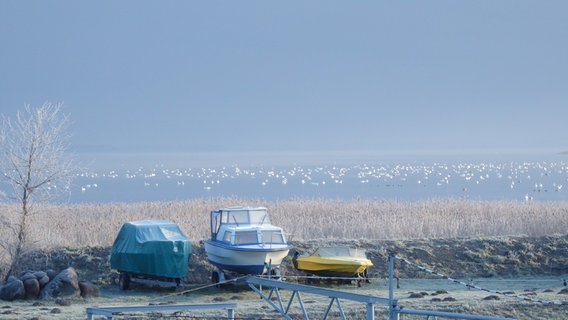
<box><xmin>388</xmin><ymin>252</ymin><xmax>398</xmax><ymax>320</ymax></box>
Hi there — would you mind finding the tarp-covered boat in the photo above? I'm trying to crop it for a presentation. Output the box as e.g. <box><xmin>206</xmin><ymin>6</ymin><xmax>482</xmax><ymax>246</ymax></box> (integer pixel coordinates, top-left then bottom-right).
<box><xmin>204</xmin><ymin>206</ymin><xmax>292</xmax><ymax>284</ymax></box>
<box><xmin>110</xmin><ymin>220</ymin><xmax>192</xmax><ymax>289</ymax></box>
<box><xmin>292</xmin><ymin>246</ymin><xmax>373</xmax><ymax>279</ymax></box>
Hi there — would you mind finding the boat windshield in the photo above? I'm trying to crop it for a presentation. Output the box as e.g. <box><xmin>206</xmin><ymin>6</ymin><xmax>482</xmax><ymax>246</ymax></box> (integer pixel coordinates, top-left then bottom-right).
<box><xmin>234</xmin><ymin>231</ymin><xmax>258</xmax><ymax>245</ymax></box>
<box><xmin>249</xmin><ymin>210</ymin><xmax>270</xmax><ymax>224</ymax></box>
<box><xmin>210</xmin><ymin>207</ymin><xmax>273</xmax><ymax>240</ymax></box>
<box><xmin>230</xmin><ymin>230</ymin><xmax>286</xmax><ymax>245</ymax></box>
<box><xmin>315</xmin><ymin>247</ymin><xmax>367</xmax><ymax>258</ymax></box>
<box><xmin>224</xmin><ymin>209</ymin><xmax>270</xmax><ymax>225</ymax></box>
<box><xmin>261</xmin><ymin>230</ymin><xmax>286</xmax><ymax>244</ymax></box>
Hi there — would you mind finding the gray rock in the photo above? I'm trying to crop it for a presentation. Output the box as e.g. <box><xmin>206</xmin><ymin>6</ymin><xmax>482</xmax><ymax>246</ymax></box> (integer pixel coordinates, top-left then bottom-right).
<box><xmin>39</xmin><ymin>267</ymin><xmax>80</xmax><ymax>300</ymax></box>
<box><xmin>34</xmin><ymin>271</ymin><xmax>50</xmax><ymax>288</ymax></box>
<box><xmin>79</xmin><ymin>281</ymin><xmax>100</xmax><ymax>298</ymax></box>
<box><xmin>23</xmin><ymin>277</ymin><xmax>40</xmax><ymax>299</ymax></box>
<box><xmin>0</xmin><ymin>279</ymin><xmax>25</xmax><ymax>301</ymax></box>
<box><xmin>46</xmin><ymin>269</ymin><xmax>58</xmax><ymax>280</ymax></box>
<box><xmin>55</xmin><ymin>298</ymin><xmax>71</xmax><ymax>306</ymax></box>
<box><xmin>19</xmin><ymin>272</ymin><xmax>36</xmax><ymax>282</ymax></box>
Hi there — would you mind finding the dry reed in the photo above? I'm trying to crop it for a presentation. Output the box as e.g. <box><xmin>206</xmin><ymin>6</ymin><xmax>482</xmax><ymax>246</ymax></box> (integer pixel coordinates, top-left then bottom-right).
<box><xmin>1</xmin><ymin>198</ymin><xmax>567</xmax><ymax>252</ymax></box>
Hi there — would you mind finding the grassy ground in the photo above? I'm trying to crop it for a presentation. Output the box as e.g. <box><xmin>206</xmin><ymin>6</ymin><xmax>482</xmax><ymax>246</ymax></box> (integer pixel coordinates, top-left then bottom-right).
<box><xmin>1</xmin><ymin>234</ymin><xmax>566</xmax><ymax>319</ymax></box>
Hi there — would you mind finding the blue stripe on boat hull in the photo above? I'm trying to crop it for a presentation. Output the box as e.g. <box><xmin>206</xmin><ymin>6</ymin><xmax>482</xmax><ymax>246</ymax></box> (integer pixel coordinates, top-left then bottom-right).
<box><xmin>207</xmin><ymin>260</ymin><xmax>276</xmax><ymax>275</ymax></box>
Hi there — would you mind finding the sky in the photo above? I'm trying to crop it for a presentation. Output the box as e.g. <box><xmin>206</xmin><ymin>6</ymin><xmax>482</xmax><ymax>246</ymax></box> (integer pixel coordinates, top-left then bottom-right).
<box><xmin>1</xmin><ymin>1</ymin><xmax>567</xmax><ymax>157</ymax></box>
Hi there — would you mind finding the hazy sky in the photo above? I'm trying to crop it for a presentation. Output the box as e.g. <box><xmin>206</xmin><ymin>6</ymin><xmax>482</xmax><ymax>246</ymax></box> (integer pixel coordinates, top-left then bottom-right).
<box><xmin>1</xmin><ymin>1</ymin><xmax>567</xmax><ymax>155</ymax></box>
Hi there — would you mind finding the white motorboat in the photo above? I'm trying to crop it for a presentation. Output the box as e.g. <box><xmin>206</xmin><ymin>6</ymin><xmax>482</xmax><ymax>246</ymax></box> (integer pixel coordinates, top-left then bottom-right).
<box><xmin>203</xmin><ymin>206</ymin><xmax>292</xmax><ymax>283</ymax></box>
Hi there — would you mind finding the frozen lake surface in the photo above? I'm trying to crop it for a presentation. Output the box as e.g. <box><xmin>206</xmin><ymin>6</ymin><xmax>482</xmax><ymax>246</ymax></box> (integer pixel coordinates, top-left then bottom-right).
<box><xmin>59</xmin><ymin>151</ymin><xmax>568</xmax><ymax>203</ymax></box>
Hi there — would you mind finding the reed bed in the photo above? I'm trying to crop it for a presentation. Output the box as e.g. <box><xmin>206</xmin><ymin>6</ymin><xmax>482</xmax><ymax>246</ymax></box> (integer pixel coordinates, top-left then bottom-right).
<box><xmin>1</xmin><ymin>198</ymin><xmax>567</xmax><ymax>251</ymax></box>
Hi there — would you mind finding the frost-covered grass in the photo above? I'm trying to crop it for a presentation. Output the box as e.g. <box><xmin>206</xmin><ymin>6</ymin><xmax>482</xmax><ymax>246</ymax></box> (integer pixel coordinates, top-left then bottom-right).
<box><xmin>1</xmin><ymin>198</ymin><xmax>567</xmax><ymax>250</ymax></box>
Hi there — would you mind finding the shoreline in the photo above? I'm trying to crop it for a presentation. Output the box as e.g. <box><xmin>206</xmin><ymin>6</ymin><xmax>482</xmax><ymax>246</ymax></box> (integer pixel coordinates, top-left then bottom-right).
<box><xmin>2</xmin><ymin>234</ymin><xmax>568</xmax><ymax>319</ymax></box>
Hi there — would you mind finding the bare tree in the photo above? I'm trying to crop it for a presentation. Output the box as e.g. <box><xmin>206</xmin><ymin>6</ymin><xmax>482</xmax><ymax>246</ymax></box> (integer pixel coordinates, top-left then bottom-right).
<box><xmin>0</xmin><ymin>102</ymin><xmax>75</xmax><ymax>280</ymax></box>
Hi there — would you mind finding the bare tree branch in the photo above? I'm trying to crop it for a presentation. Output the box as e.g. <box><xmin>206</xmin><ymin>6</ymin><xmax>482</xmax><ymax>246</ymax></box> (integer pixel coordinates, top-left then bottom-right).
<box><xmin>0</xmin><ymin>102</ymin><xmax>76</xmax><ymax>280</ymax></box>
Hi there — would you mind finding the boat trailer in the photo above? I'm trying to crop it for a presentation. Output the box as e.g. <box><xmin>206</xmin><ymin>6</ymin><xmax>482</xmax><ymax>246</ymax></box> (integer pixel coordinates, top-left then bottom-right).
<box><xmin>87</xmin><ymin>252</ymin><xmax>519</xmax><ymax>320</ymax></box>
<box><xmin>240</xmin><ymin>252</ymin><xmax>517</xmax><ymax>320</ymax></box>
<box><xmin>243</xmin><ymin>276</ymin><xmax>389</xmax><ymax>320</ymax></box>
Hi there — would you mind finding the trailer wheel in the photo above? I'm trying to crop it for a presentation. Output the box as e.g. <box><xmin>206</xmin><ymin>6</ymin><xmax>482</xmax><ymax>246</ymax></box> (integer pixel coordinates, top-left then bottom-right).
<box><xmin>211</xmin><ymin>271</ymin><xmax>220</xmax><ymax>287</ymax></box>
<box><xmin>211</xmin><ymin>270</ymin><xmax>226</xmax><ymax>288</ymax></box>
<box><xmin>174</xmin><ymin>278</ymin><xmax>184</xmax><ymax>292</ymax></box>
<box><xmin>118</xmin><ymin>273</ymin><xmax>130</xmax><ymax>290</ymax></box>
<box><xmin>270</xmin><ymin>268</ymin><xmax>282</xmax><ymax>280</ymax></box>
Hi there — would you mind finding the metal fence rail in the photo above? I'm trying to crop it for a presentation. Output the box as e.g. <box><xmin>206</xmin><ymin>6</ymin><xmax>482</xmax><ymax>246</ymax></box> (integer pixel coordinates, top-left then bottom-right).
<box><xmin>86</xmin><ymin>302</ymin><xmax>237</xmax><ymax>320</ymax></box>
<box><xmin>244</xmin><ymin>276</ymin><xmax>392</xmax><ymax>320</ymax></box>
<box><xmin>397</xmin><ymin>308</ymin><xmax>517</xmax><ymax>320</ymax></box>
<box><xmin>386</xmin><ymin>252</ymin><xmax>516</xmax><ymax>320</ymax></box>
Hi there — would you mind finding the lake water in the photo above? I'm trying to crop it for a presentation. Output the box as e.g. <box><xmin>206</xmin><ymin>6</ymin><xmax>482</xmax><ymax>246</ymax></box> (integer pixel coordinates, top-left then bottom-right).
<box><xmin>57</xmin><ymin>150</ymin><xmax>568</xmax><ymax>203</ymax></box>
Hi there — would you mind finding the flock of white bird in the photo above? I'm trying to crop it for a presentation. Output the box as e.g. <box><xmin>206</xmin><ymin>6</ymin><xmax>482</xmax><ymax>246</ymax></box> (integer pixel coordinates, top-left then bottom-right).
<box><xmin>74</xmin><ymin>160</ymin><xmax>568</xmax><ymax>202</ymax></box>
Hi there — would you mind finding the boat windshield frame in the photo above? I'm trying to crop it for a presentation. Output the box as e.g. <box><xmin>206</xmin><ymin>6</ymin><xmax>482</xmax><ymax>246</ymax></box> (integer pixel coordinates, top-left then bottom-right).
<box><xmin>313</xmin><ymin>246</ymin><xmax>368</xmax><ymax>258</ymax></box>
<box><xmin>210</xmin><ymin>206</ymin><xmax>271</xmax><ymax>239</ymax></box>
<box><xmin>219</xmin><ymin>229</ymin><xmax>287</xmax><ymax>246</ymax></box>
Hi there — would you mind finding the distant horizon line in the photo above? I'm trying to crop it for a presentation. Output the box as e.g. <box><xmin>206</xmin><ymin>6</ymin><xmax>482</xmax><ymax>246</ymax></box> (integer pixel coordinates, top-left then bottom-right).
<box><xmin>72</xmin><ymin>148</ymin><xmax>568</xmax><ymax>170</ymax></box>
<box><xmin>72</xmin><ymin>147</ymin><xmax>567</xmax><ymax>156</ymax></box>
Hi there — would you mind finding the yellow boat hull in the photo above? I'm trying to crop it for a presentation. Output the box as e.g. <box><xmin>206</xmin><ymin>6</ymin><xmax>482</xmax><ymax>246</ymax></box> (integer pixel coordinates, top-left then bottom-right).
<box><xmin>293</xmin><ymin>255</ymin><xmax>373</xmax><ymax>277</ymax></box>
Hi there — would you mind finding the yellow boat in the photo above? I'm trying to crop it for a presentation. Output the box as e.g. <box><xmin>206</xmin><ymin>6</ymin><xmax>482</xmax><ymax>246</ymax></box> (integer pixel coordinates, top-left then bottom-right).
<box><xmin>292</xmin><ymin>246</ymin><xmax>373</xmax><ymax>278</ymax></box>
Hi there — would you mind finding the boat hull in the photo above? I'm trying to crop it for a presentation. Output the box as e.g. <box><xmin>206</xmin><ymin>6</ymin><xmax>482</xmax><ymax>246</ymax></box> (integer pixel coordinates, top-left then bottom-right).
<box><xmin>204</xmin><ymin>240</ymin><xmax>291</xmax><ymax>275</ymax></box>
<box><xmin>294</xmin><ymin>256</ymin><xmax>373</xmax><ymax>277</ymax></box>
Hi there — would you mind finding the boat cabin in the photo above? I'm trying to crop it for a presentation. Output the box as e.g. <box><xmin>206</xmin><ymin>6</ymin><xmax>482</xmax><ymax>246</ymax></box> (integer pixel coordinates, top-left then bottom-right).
<box><xmin>210</xmin><ymin>206</ymin><xmax>288</xmax><ymax>246</ymax></box>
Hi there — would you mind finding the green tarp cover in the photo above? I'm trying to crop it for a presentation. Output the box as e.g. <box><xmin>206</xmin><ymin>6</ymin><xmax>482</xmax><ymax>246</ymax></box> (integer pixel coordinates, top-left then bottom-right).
<box><xmin>110</xmin><ymin>220</ymin><xmax>192</xmax><ymax>279</ymax></box>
